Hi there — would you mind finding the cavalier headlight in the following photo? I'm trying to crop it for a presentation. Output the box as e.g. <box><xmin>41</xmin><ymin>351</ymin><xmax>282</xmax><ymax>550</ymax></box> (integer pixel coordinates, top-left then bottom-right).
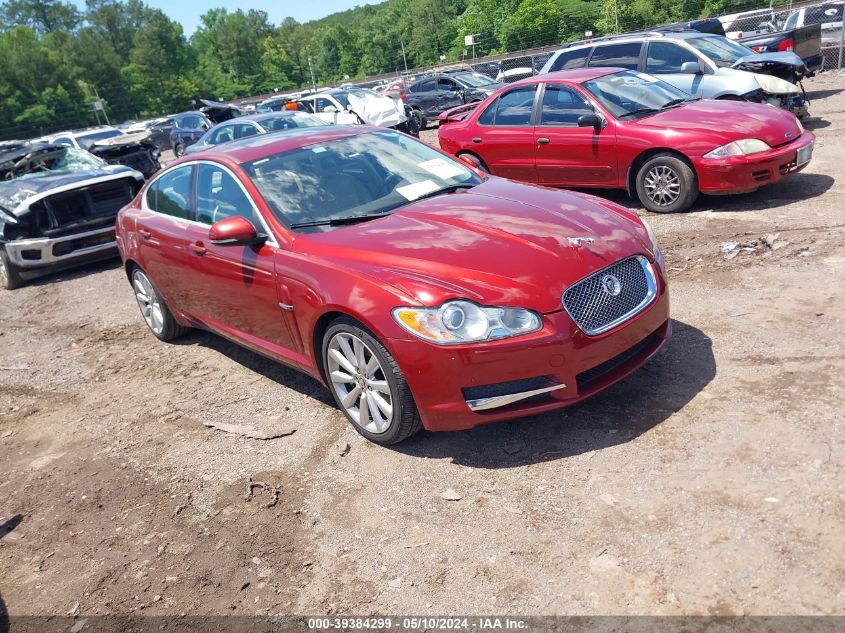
<box><xmin>755</xmin><ymin>75</ymin><xmax>800</xmax><ymax>95</ymax></box>
<box><xmin>393</xmin><ymin>300</ymin><xmax>541</xmax><ymax>345</ymax></box>
<box><xmin>703</xmin><ymin>138</ymin><xmax>771</xmax><ymax>159</ymax></box>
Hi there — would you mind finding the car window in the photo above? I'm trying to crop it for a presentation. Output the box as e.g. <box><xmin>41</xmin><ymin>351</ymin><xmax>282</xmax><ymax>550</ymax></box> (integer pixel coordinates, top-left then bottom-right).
<box><xmin>418</xmin><ymin>80</ymin><xmax>436</xmax><ymax>92</ymax></box>
<box><xmin>646</xmin><ymin>42</ymin><xmax>700</xmax><ymax>73</ymax></box>
<box><xmin>314</xmin><ymin>98</ymin><xmax>337</xmax><ymax>113</ymax></box>
<box><xmin>490</xmin><ymin>87</ymin><xmax>536</xmax><ymax>125</ymax></box>
<box><xmin>685</xmin><ymin>36</ymin><xmax>752</xmax><ymax>66</ymax></box>
<box><xmin>549</xmin><ymin>48</ymin><xmax>591</xmax><ymax>71</ymax></box>
<box><xmin>180</xmin><ymin>115</ymin><xmax>205</xmax><ymax>130</ymax></box>
<box><xmin>260</xmin><ymin>113</ymin><xmax>327</xmax><ymax>131</ymax></box>
<box><xmin>477</xmin><ymin>99</ymin><xmax>497</xmax><ymax>125</ymax></box>
<box><xmin>195</xmin><ymin>163</ymin><xmax>260</xmax><ymax>227</ymax></box>
<box><xmin>209</xmin><ymin>125</ymin><xmax>234</xmax><ymax>145</ymax></box>
<box><xmin>148</xmin><ymin>165</ymin><xmax>192</xmax><ymax>220</ymax></box>
<box><xmin>588</xmin><ymin>42</ymin><xmax>642</xmax><ymax>70</ymax></box>
<box><xmin>234</xmin><ymin>123</ymin><xmax>259</xmax><ymax>139</ymax></box>
<box><xmin>784</xmin><ymin>11</ymin><xmax>799</xmax><ymax>28</ymax></box>
<box><xmin>805</xmin><ymin>4</ymin><xmax>843</xmax><ymax>24</ymax></box>
<box><xmin>539</xmin><ymin>85</ymin><xmax>593</xmax><ymax>125</ymax></box>
<box><xmin>437</xmin><ymin>78</ymin><xmax>458</xmax><ymax>91</ymax></box>
<box><xmin>53</xmin><ymin>136</ymin><xmax>74</xmax><ymax>147</ymax></box>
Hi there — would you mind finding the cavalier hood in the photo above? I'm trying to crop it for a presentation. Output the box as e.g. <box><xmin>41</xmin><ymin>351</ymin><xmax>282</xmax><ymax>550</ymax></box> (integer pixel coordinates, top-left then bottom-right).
<box><xmin>298</xmin><ymin>177</ymin><xmax>655</xmax><ymax>314</ymax></box>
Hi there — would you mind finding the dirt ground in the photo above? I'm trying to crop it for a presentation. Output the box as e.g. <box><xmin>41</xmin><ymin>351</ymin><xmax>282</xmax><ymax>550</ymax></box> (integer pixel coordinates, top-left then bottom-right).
<box><xmin>1</xmin><ymin>72</ymin><xmax>844</xmax><ymax>620</ymax></box>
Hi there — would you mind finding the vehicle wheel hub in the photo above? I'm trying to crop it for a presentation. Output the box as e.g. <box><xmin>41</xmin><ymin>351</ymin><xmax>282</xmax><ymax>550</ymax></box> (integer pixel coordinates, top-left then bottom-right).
<box><xmin>327</xmin><ymin>332</ymin><xmax>393</xmax><ymax>435</ymax></box>
<box><xmin>132</xmin><ymin>269</ymin><xmax>165</xmax><ymax>336</ymax></box>
<box><xmin>644</xmin><ymin>165</ymin><xmax>681</xmax><ymax>206</ymax></box>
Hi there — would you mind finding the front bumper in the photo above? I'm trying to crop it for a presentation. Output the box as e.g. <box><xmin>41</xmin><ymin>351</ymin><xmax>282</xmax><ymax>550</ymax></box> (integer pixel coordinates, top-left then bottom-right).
<box><xmin>386</xmin><ymin>273</ymin><xmax>670</xmax><ymax>432</ymax></box>
<box><xmin>3</xmin><ymin>226</ymin><xmax>117</xmax><ymax>269</ymax></box>
<box><xmin>693</xmin><ymin>132</ymin><xmax>815</xmax><ymax>194</ymax></box>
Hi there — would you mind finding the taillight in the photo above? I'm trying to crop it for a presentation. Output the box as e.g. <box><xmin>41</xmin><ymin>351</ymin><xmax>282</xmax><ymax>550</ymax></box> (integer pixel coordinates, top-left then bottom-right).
<box><xmin>401</xmin><ymin>93</ymin><xmax>407</xmax><ymax>101</ymax></box>
<box><xmin>778</xmin><ymin>37</ymin><xmax>794</xmax><ymax>52</ymax></box>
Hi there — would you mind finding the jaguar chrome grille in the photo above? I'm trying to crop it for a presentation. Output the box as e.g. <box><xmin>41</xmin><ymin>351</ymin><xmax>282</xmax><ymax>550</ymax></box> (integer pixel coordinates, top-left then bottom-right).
<box><xmin>562</xmin><ymin>255</ymin><xmax>657</xmax><ymax>336</ymax></box>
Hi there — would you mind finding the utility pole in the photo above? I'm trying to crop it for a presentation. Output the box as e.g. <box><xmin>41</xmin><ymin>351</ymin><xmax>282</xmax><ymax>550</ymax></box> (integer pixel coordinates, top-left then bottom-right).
<box><xmin>94</xmin><ymin>87</ymin><xmax>110</xmax><ymax>125</ymax></box>
<box><xmin>614</xmin><ymin>0</ymin><xmax>619</xmax><ymax>33</ymax></box>
<box><xmin>307</xmin><ymin>56</ymin><xmax>318</xmax><ymax>93</ymax></box>
<box><xmin>401</xmin><ymin>41</ymin><xmax>409</xmax><ymax>74</ymax></box>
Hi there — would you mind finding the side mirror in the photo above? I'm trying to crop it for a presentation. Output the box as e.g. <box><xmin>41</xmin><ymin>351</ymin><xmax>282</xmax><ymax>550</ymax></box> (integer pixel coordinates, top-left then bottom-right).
<box><xmin>577</xmin><ymin>113</ymin><xmax>603</xmax><ymax>128</ymax></box>
<box><xmin>680</xmin><ymin>61</ymin><xmax>701</xmax><ymax>75</ymax></box>
<box><xmin>458</xmin><ymin>153</ymin><xmax>487</xmax><ymax>173</ymax></box>
<box><xmin>209</xmin><ymin>216</ymin><xmax>267</xmax><ymax>246</ymax></box>
<box><xmin>323</xmin><ymin>105</ymin><xmax>338</xmax><ymax>113</ymax></box>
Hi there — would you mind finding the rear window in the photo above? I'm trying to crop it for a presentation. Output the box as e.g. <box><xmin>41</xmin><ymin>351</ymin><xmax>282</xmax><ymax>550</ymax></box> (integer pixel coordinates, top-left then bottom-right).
<box><xmin>549</xmin><ymin>48</ymin><xmax>591</xmax><ymax>71</ymax></box>
<box><xmin>587</xmin><ymin>42</ymin><xmax>643</xmax><ymax>70</ymax></box>
<box><xmin>804</xmin><ymin>3</ymin><xmax>843</xmax><ymax>24</ymax></box>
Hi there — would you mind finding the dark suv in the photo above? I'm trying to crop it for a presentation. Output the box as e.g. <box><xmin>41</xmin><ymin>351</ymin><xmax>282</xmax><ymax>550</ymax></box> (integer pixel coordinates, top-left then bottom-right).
<box><xmin>404</xmin><ymin>72</ymin><xmax>503</xmax><ymax>128</ymax></box>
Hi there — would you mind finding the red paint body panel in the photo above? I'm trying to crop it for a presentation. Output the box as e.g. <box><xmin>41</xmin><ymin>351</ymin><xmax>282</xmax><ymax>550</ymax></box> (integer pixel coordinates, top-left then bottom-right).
<box><xmin>438</xmin><ymin>70</ymin><xmax>814</xmax><ymax>196</ymax></box>
<box><xmin>116</xmin><ymin>127</ymin><xmax>670</xmax><ymax>432</ymax></box>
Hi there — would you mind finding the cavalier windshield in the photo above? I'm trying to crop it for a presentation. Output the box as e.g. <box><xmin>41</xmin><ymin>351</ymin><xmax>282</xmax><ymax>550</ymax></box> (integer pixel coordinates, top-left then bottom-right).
<box><xmin>242</xmin><ymin>130</ymin><xmax>481</xmax><ymax>232</ymax></box>
<box><xmin>583</xmin><ymin>70</ymin><xmax>694</xmax><ymax>119</ymax></box>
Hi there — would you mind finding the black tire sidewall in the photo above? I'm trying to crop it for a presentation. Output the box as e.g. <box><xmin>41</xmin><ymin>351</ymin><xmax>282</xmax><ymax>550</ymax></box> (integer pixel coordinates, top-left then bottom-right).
<box><xmin>131</xmin><ymin>266</ymin><xmax>183</xmax><ymax>341</ymax></box>
<box><xmin>413</xmin><ymin>110</ymin><xmax>426</xmax><ymax>131</ymax></box>
<box><xmin>636</xmin><ymin>154</ymin><xmax>698</xmax><ymax>213</ymax></box>
<box><xmin>322</xmin><ymin>319</ymin><xmax>407</xmax><ymax>445</ymax></box>
<box><xmin>174</xmin><ymin>143</ymin><xmax>185</xmax><ymax>157</ymax></box>
<box><xmin>0</xmin><ymin>248</ymin><xmax>24</xmax><ymax>290</ymax></box>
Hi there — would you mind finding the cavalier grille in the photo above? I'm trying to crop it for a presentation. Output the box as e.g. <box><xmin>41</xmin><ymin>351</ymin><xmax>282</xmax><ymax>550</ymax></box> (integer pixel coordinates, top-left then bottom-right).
<box><xmin>562</xmin><ymin>256</ymin><xmax>656</xmax><ymax>336</ymax></box>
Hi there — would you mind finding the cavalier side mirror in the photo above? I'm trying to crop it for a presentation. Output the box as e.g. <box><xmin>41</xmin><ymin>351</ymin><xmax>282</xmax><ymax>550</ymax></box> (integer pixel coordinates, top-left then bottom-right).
<box><xmin>209</xmin><ymin>216</ymin><xmax>267</xmax><ymax>246</ymax></box>
<box><xmin>577</xmin><ymin>113</ymin><xmax>603</xmax><ymax>129</ymax></box>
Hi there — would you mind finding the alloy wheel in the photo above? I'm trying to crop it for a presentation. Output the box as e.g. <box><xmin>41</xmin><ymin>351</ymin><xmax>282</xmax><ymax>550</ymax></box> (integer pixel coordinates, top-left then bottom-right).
<box><xmin>327</xmin><ymin>332</ymin><xmax>394</xmax><ymax>434</ymax></box>
<box><xmin>132</xmin><ymin>269</ymin><xmax>165</xmax><ymax>336</ymax></box>
<box><xmin>643</xmin><ymin>165</ymin><xmax>681</xmax><ymax>207</ymax></box>
<box><xmin>0</xmin><ymin>257</ymin><xmax>7</xmax><ymax>288</ymax></box>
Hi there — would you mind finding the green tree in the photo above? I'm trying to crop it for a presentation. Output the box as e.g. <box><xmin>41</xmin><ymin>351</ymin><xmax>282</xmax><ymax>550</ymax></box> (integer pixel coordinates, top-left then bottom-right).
<box><xmin>1</xmin><ymin>0</ymin><xmax>80</xmax><ymax>34</ymax></box>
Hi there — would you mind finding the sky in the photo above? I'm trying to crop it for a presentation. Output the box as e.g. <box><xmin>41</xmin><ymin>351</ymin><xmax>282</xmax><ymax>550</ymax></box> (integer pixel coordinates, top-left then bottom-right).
<box><xmin>72</xmin><ymin>0</ymin><xmax>377</xmax><ymax>35</ymax></box>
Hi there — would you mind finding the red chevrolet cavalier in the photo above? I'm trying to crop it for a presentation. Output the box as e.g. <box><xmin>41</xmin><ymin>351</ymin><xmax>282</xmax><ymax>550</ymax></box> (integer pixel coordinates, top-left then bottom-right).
<box><xmin>438</xmin><ymin>68</ymin><xmax>815</xmax><ymax>213</ymax></box>
<box><xmin>116</xmin><ymin>126</ymin><xmax>670</xmax><ymax>444</ymax></box>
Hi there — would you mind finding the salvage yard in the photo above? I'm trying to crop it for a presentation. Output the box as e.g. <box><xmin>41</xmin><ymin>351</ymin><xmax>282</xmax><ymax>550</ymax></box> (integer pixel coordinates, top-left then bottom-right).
<box><xmin>1</xmin><ymin>71</ymin><xmax>844</xmax><ymax>617</ymax></box>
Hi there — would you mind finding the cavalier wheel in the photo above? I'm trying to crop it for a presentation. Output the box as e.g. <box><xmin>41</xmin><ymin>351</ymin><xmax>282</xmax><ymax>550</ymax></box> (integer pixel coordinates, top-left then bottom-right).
<box><xmin>636</xmin><ymin>154</ymin><xmax>698</xmax><ymax>213</ymax></box>
<box><xmin>323</xmin><ymin>317</ymin><xmax>421</xmax><ymax>445</ymax></box>
<box><xmin>131</xmin><ymin>267</ymin><xmax>186</xmax><ymax>341</ymax></box>
<box><xmin>0</xmin><ymin>249</ymin><xmax>24</xmax><ymax>290</ymax></box>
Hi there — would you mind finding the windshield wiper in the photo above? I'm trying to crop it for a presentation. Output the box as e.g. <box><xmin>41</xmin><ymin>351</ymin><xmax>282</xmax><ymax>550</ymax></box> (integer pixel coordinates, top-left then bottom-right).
<box><xmin>290</xmin><ymin>213</ymin><xmax>392</xmax><ymax>229</ymax></box>
<box><xmin>661</xmin><ymin>98</ymin><xmax>689</xmax><ymax>109</ymax></box>
<box><xmin>618</xmin><ymin>107</ymin><xmax>660</xmax><ymax>119</ymax></box>
<box><xmin>411</xmin><ymin>183</ymin><xmax>475</xmax><ymax>202</ymax></box>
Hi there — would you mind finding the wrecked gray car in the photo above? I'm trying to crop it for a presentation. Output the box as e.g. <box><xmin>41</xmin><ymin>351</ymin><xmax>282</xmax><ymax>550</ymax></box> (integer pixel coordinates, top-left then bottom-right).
<box><xmin>88</xmin><ymin>132</ymin><xmax>161</xmax><ymax>179</ymax></box>
<box><xmin>0</xmin><ymin>143</ymin><xmax>144</xmax><ymax>290</ymax></box>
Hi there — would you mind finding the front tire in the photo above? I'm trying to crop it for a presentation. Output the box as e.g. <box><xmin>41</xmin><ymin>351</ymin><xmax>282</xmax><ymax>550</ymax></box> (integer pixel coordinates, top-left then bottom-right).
<box><xmin>411</xmin><ymin>109</ymin><xmax>426</xmax><ymax>131</ymax></box>
<box><xmin>130</xmin><ymin>266</ymin><xmax>186</xmax><ymax>341</ymax></box>
<box><xmin>323</xmin><ymin>317</ymin><xmax>421</xmax><ymax>445</ymax></box>
<box><xmin>636</xmin><ymin>154</ymin><xmax>698</xmax><ymax>213</ymax></box>
<box><xmin>0</xmin><ymin>248</ymin><xmax>24</xmax><ymax>290</ymax></box>
<box><xmin>173</xmin><ymin>142</ymin><xmax>185</xmax><ymax>158</ymax></box>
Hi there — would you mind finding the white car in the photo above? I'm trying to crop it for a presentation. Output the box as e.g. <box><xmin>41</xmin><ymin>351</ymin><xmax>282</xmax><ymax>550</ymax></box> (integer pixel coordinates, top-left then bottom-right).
<box><xmin>720</xmin><ymin>7</ymin><xmax>781</xmax><ymax>40</ymax></box>
<box><xmin>296</xmin><ymin>89</ymin><xmax>408</xmax><ymax>128</ymax></box>
<box><xmin>48</xmin><ymin>126</ymin><xmax>126</xmax><ymax>150</ymax></box>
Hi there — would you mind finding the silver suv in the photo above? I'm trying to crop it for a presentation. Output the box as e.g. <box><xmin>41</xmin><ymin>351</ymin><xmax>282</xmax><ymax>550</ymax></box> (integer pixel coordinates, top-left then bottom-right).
<box><xmin>539</xmin><ymin>32</ymin><xmax>807</xmax><ymax>116</ymax></box>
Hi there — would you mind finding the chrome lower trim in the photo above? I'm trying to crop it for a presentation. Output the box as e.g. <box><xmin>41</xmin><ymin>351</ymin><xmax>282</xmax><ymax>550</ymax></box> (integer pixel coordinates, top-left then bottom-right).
<box><xmin>466</xmin><ymin>383</ymin><xmax>566</xmax><ymax>412</ymax></box>
<box><xmin>4</xmin><ymin>226</ymin><xmax>116</xmax><ymax>268</ymax></box>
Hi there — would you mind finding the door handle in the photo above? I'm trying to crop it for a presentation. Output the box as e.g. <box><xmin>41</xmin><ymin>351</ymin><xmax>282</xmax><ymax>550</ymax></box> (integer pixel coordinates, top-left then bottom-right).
<box><xmin>139</xmin><ymin>229</ymin><xmax>152</xmax><ymax>240</ymax></box>
<box><xmin>537</xmin><ymin>137</ymin><xmax>551</xmax><ymax>144</ymax></box>
<box><xmin>189</xmin><ymin>241</ymin><xmax>207</xmax><ymax>256</ymax></box>
<box><xmin>472</xmin><ymin>137</ymin><xmax>482</xmax><ymax>143</ymax></box>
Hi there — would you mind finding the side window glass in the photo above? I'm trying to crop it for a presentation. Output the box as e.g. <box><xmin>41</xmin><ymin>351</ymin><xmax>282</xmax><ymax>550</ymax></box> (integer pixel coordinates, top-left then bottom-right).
<box><xmin>493</xmin><ymin>87</ymin><xmax>536</xmax><ymax>126</ymax></box>
<box><xmin>540</xmin><ymin>86</ymin><xmax>593</xmax><ymax>125</ymax></box>
<box><xmin>210</xmin><ymin>125</ymin><xmax>234</xmax><ymax>145</ymax></box>
<box><xmin>437</xmin><ymin>78</ymin><xmax>457</xmax><ymax>91</ymax></box>
<box><xmin>195</xmin><ymin>163</ymin><xmax>261</xmax><ymax>228</ymax></box>
<box><xmin>149</xmin><ymin>165</ymin><xmax>192</xmax><ymax>220</ymax></box>
<box><xmin>234</xmin><ymin>123</ymin><xmax>258</xmax><ymax>139</ymax></box>
<box><xmin>53</xmin><ymin>136</ymin><xmax>73</xmax><ymax>146</ymax></box>
<box><xmin>646</xmin><ymin>42</ymin><xmax>698</xmax><ymax>73</ymax></box>
<box><xmin>419</xmin><ymin>80</ymin><xmax>436</xmax><ymax>92</ymax></box>
<box><xmin>550</xmin><ymin>48</ymin><xmax>590</xmax><ymax>71</ymax></box>
<box><xmin>588</xmin><ymin>42</ymin><xmax>643</xmax><ymax>70</ymax></box>
<box><xmin>477</xmin><ymin>98</ymin><xmax>497</xmax><ymax>125</ymax></box>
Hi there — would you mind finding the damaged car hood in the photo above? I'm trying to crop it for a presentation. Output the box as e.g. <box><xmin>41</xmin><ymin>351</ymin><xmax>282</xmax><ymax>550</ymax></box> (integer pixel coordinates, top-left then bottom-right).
<box><xmin>347</xmin><ymin>92</ymin><xmax>407</xmax><ymax>128</ymax></box>
<box><xmin>0</xmin><ymin>166</ymin><xmax>141</xmax><ymax>217</ymax></box>
<box><xmin>732</xmin><ymin>51</ymin><xmax>809</xmax><ymax>80</ymax></box>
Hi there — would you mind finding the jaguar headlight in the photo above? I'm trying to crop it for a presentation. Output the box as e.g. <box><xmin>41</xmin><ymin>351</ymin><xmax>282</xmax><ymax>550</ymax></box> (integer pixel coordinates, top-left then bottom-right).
<box><xmin>703</xmin><ymin>138</ymin><xmax>771</xmax><ymax>159</ymax></box>
<box><xmin>393</xmin><ymin>300</ymin><xmax>541</xmax><ymax>345</ymax></box>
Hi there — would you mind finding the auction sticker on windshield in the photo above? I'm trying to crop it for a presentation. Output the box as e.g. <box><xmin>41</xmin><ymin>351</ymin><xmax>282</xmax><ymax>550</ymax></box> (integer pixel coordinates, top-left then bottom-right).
<box><xmin>397</xmin><ymin>179</ymin><xmax>440</xmax><ymax>200</ymax></box>
<box><xmin>419</xmin><ymin>158</ymin><xmax>466</xmax><ymax>180</ymax></box>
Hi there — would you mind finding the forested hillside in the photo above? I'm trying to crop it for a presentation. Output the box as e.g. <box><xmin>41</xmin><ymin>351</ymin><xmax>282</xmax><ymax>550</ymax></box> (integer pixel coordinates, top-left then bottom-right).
<box><xmin>1</xmin><ymin>0</ymin><xmax>747</xmax><ymax>139</ymax></box>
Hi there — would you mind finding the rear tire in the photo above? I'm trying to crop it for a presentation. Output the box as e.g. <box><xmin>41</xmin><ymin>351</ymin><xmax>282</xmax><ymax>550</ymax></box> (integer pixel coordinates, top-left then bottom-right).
<box><xmin>130</xmin><ymin>265</ymin><xmax>187</xmax><ymax>341</ymax></box>
<box><xmin>173</xmin><ymin>142</ymin><xmax>185</xmax><ymax>157</ymax></box>
<box><xmin>323</xmin><ymin>317</ymin><xmax>422</xmax><ymax>445</ymax></box>
<box><xmin>411</xmin><ymin>109</ymin><xmax>426</xmax><ymax>131</ymax></box>
<box><xmin>0</xmin><ymin>248</ymin><xmax>24</xmax><ymax>290</ymax></box>
<box><xmin>635</xmin><ymin>153</ymin><xmax>698</xmax><ymax>213</ymax></box>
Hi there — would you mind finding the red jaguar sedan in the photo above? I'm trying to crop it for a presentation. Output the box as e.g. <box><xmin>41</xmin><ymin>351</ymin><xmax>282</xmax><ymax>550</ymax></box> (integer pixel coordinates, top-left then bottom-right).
<box><xmin>116</xmin><ymin>126</ymin><xmax>670</xmax><ymax>444</ymax></box>
<box><xmin>438</xmin><ymin>68</ymin><xmax>815</xmax><ymax>213</ymax></box>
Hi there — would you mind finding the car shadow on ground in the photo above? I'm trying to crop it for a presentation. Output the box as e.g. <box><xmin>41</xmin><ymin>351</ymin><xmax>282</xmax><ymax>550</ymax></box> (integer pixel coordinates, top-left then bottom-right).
<box><xmin>20</xmin><ymin>256</ymin><xmax>122</xmax><ymax>288</ymax></box>
<box><xmin>392</xmin><ymin>319</ymin><xmax>714</xmax><ymax>468</ymax></box>
<box><xmin>173</xmin><ymin>331</ymin><xmax>335</xmax><ymax>407</ymax></box>
<box><xmin>805</xmin><ymin>87</ymin><xmax>844</xmax><ymax>100</ymax></box>
<box><xmin>583</xmin><ymin>172</ymin><xmax>834</xmax><ymax>215</ymax></box>
<box><xmin>0</xmin><ymin>515</ymin><xmax>21</xmax><ymax>633</ymax></box>
<box><xmin>802</xmin><ymin>117</ymin><xmax>830</xmax><ymax>130</ymax></box>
